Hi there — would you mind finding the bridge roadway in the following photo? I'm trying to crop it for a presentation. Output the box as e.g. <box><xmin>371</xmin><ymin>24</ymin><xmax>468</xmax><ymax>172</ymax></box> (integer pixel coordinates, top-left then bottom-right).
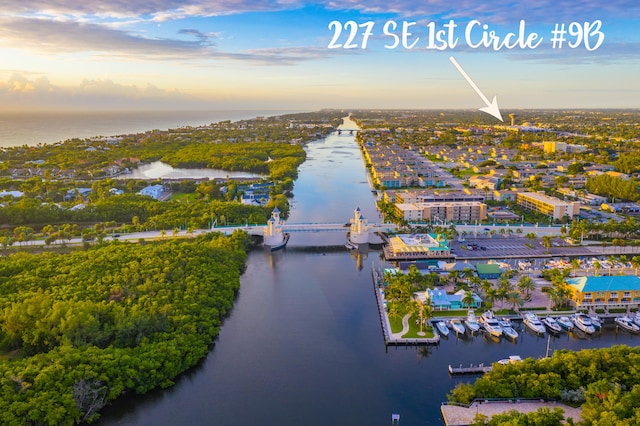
<box><xmin>214</xmin><ymin>222</ymin><xmax>399</xmax><ymax>236</ymax></box>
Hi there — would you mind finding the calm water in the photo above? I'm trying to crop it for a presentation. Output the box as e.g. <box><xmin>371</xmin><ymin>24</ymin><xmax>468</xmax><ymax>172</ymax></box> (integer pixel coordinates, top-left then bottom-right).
<box><xmin>100</xmin><ymin>118</ymin><xmax>640</xmax><ymax>425</ymax></box>
<box><xmin>0</xmin><ymin>110</ymin><xmax>297</xmax><ymax>148</ymax></box>
<box><xmin>117</xmin><ymin>161</ymin><xmax>263</xmax><ymax>180</ymax></box>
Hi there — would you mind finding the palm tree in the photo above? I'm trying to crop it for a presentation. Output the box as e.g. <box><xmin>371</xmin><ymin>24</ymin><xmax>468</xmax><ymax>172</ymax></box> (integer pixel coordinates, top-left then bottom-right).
<box><xmin>160</xmin><ymin>229</ymin><xmax>167</xmax><ymax>239</ymax></box>
<box><xmin>525</xmin><ymin>232</ymin><xmax>537</xmax><ymax>247</ymax></box>
<box><xmin>541</xmin><ymin>236</ymin><xmax>552</xmax><ymax>254</ymax></box>
<box><xmin>607</xmin><ymin>256</ymin><xmax>617</xmax><ymax>275</ymax></box>
<box><xmin>518</xmin><ymin>276</ymin><xmax>535</xmax><ymax>300</ymax></box>
<box><xmin>461</xmin><ymin>290</ymin><xmax>476</xmax><ymax>309</ymax></box>
<box><xmin>571</xmin><ymin>258</ymin><xmax>581</xmax><ymax>276</ymax></box>
<box><xmin>593</xmin><ymin>260</ymin><xmax>601</xmax><ymax>277</ymax></box>
<box><xmin>462</xmin><ymin>267</ymin><xmax>475</xmax><ymax>285</ymax></box>
<box><xmin>448</xmin><ymin>270</ymin><xmax>460</xmax><ymax>287</ymax></box>
<box><xmin>507</xmin><ymin>291</ymin><xmax>524</xmax><ymax>312</ymax></box>
<box><xmin>631</xmin><ymin>256</ymin><xmax>640</xmax><ymax>275</ymax></box>
<box><xmin>480</xmin><ymin>279</ymin><xmax>493</xmax><ymax>298</ymax></box>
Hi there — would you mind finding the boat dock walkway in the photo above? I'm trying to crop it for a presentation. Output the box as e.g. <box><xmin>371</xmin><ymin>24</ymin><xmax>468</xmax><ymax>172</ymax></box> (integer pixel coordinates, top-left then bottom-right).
<box><xmin>448</xmin><ymin>364</ymin><xmax>492</xmax><ymax>375</ymax></box>
<box><xmin>441</xmin><ymin>400</ymin><xmax>582</xmax><ymax>425</ymax></box>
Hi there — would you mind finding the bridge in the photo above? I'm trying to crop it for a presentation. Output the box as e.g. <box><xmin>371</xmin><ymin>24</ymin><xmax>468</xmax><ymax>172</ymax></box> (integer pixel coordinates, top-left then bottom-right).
<box><xmin>336</xmin><ymin>128</ymin><xmax>359</xmax><ymax>135</ymax></box>
<box><xmin>213</xmin><ymin>208</ymin><xmax>397</xmax><ymax>248</ymax></box>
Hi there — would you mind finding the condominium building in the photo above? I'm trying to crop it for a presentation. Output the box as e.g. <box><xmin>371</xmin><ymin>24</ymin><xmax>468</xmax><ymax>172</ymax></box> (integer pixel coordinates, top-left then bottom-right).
<box><xmin>516</xmin><ymin>192</ymin><xmax>581</xmax><ymax>220</ymax></box>
<box><xmin>567</xmin><ymin>276</ymin><xmax>640</xmax><ymax>310</ymax></box>
<box><xmin>395</xmin><ymin>201</ymin><xmax>487</xmax><ymax>223</ymax></box>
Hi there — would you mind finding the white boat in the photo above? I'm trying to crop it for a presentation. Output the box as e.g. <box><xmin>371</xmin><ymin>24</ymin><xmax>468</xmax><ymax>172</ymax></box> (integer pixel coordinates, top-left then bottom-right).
<box><xmin>498</xmin><ymin>318</ymin><xmax>519</xmax><ymax>340</ymax></box>
<box><xmin>572</xmin><ymin>313</ymin><xmax>596</xmax><ymax>334</ymax></box>
<box><xmin>615</xmin><ymin>316</ymin><xmax>640</xmax><ymax>333</ymax></box>
<box><xmin>522</xmin><ymin>312</ymin><xmax>546</xmax><ymax>335</ymax></box>
<box><xmin>479</xmin><ymin>311</ymin><xmax>503</xmax><ymax>337</ymax></box>
<box><xmin>632</xmin><ymin>312</ymin><xmax>640</xmax><ymax>328</ymax></box>
<box><xmin>435</xmin><ymin>320</ymin><xmax>450</xmax><ymax>337</ymax></box>
<box><xmin>557</xmin><ymin>316</ymin><xmax>574</xmax><ymax>331</ymax></box>
<box><xmin>449</xmin><ymin>319</ymin><xmax>466</xmax><ymax>336</ymax></box>
<box><xmin>465</xmin><ymin>310</ymin><xmax>480</xmax><ymax>334</ymax></box>
<box><xmin>589</xmin><ymin>314</ymin><xmax>602</xmax><ymax>331</ymax></box>
<box><xmin>497</xmin><ymin>355</ymin><xmax>523</xmax><ymax>365</ymax></box>
<box><xmin>541</xmin><ymin>316</ymin><xmax>563</xmax><ymax>334</ymax></box>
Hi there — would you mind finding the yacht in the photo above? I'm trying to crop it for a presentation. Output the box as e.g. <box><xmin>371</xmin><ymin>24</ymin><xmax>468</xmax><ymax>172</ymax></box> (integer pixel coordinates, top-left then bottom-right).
<box><xmin>479</xmin><ymin>311</ymin><xmax>503</xmax><ymax>337</ymax></box>
<box><xmin>589</xmin><ymin>314</ymin><xmax>602</xmax><ymax>331</ymax></box>
<box><xmin>449</xmin><ymin>318</ymin><xmax>466</xmax><ymax>336</ymax></box>
<box><xmin>498</xmin><ymin>318</ymin><xmax>519</xmax><ymax>340</ymax></box>
<box><xmin>572</xmin><ymin>313</ymin><xmax>596</xmax><ymax>334</ymax></box>
<box><xmin>615</xmin><ymin>316</ymin><xmax>640</xmax><ymax>333</ymax></box>
<box><xmin>497</xmin><ymin>355</ymin><xmax>523</xmax><ymax>365</ymax></box>
<box><xmin>465</xmin><ymin>310</ymin><xmax>480</xmax><ymax>334</ymax></box>
<box><xmin>522</xmin><ymin>312</ymin><xmax>546</xmax><ymax>335</ymax></box>
<box><xmin>557</xmin><ymin>316</ymin><xmax>574</xmax><ymax>331</ymax></box>
<box><xmin>541</xmin><ymin>316</ymin><xmax>563</xmax><ymax>334</ymax></box>
<box><xmin>435</xmin><ymin>320</ymin><xmax>450</xmax><ymax>337</ymax></box>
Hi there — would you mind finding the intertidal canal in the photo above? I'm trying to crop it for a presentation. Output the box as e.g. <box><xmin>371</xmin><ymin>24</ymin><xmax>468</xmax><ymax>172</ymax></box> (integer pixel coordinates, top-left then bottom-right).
<box><xmin>101</xmin><ymin>118</ymin><xmax>640</xmax><ymax>425</ymax></box>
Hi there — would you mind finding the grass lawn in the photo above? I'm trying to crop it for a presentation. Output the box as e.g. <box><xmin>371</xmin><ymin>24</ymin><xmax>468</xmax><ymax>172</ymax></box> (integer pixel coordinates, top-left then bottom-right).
<box><xmin>386</xmin><ymin>304</ymin><xmax>435</xmax><ymax>338</ymax></box>
<box><xmin>402</xmin><ymin>316</ymin><xmax>434</xmax><ymax>338</ymax></box>
<box><xmin>170</xmin><ymin>192</ymin><xmax>199</xmax><ymax>202</ymax></box>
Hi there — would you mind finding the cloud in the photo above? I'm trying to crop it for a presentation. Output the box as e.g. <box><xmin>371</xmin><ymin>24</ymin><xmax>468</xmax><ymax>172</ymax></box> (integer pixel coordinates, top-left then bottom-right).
<box><xmin>503</xmin><ymin>42</ymin><xmax>640</xmax><ymax>65</ymax></box>
<box><xmin>0</xmin><ymin>0</ymin><xmax>637</xmax><ymax>25</ymax></box>
<box><xmin>0</xmin><ymin>17</ymin><xmax>219</xmax><ymax>59</ymax></box>
<box><xmin>325</xmin><ymin>0</ymin><xmax>640</xmax><ymax>22</ymax></box>
<box><xmin>0</xmin><ymin>0</ymin><xmax>303</xmax><ymax>19</ymax></box>
<box><xmin>0</xmin><ymin>16</ymin><xmax>340</xmax><ymax>64</ymax></box>
<box><xmin>0</xmin><ymin>73</ymin><xmax>209</xmax><ymax>109</ymax></box>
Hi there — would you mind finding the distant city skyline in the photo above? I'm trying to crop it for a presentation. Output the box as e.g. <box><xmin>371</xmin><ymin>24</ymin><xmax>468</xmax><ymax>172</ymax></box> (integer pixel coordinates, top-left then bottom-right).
<box><xmin>0</xmin><ymin>1</ymin><xmax>638</xmax><ymax>112</ymax></box>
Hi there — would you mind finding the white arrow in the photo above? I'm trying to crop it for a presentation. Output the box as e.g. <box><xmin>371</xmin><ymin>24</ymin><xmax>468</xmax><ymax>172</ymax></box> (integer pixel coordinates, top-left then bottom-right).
<box><xmin>449</xmin><ymin>56</ymin><xmax>503</xmax><ymax>122</ymax></box>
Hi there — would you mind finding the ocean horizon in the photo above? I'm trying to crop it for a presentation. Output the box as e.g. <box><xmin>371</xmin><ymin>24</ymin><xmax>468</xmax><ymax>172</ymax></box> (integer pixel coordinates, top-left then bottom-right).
<box><xmin>0</xmin><ymin>109</ymin><xmax>302</xmax><ymax>148</ymax></box>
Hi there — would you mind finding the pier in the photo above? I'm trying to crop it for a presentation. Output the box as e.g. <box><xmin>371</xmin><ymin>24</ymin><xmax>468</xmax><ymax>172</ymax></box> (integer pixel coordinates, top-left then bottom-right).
<box><xmin>448</xmin><ymin>364</ymin><xmax>493</xmax><ymax>375</ymax></box>
<box><xmin>371</xmin><ymin>262</ymin><xmax>440</xmax><ymax>346</ymax></box>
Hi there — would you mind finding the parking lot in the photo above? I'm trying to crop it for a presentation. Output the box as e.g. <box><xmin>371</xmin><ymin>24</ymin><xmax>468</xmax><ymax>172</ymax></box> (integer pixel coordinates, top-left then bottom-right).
<box><xmin>451</xmin><ymin>236</ymin><xmax>550</xmax><ymax>259</ymax></box>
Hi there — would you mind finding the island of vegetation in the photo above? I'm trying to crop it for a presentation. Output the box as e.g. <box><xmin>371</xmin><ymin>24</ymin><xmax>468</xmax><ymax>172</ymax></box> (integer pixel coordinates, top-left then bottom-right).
<box><xmin>448</xmin><ymin>345</ymin><xmax>640</xmax><ymax>425</ymax></box>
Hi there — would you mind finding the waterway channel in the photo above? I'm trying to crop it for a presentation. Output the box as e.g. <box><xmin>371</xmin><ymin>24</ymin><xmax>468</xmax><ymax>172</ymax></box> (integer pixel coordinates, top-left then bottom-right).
<box><xmin>100</xmin><ymin>117</ymin><xmax>640</xmax><ymax>425</ymax></box>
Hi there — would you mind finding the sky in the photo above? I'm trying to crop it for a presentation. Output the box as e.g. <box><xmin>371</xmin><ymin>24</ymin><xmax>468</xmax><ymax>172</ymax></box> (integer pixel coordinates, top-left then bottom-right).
<box><xmin>0</xmin><ymin>0</ymin><xmax>638</xmax><ymax>113</ymax></box>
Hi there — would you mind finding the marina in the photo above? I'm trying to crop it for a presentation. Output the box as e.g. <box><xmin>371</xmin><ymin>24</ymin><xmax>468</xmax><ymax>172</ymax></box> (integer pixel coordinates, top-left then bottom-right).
<box><xmin>101</xmin><ymin>121</ymin><xmax>640</xmax><ymax>426</ymax></box>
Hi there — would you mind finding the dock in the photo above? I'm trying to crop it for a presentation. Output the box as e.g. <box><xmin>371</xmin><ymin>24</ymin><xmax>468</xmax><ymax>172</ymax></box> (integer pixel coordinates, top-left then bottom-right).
<box><xmin>441</xmin><ymin>400</ymin><xmax>582</xmax><ymax>425</ymax></box>
<box><xmin>372</xmin><ymin>262</ymin><xmax>439</xmax><ymax>346</ymax></box>
<box><xmin>448</xmin><ymin>364</ymin><xmax>492</xmax><ymax>375</ymax></box>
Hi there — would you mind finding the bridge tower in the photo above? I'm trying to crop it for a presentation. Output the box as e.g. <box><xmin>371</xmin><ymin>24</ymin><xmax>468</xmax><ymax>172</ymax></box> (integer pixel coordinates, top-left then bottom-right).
<box><xmin>349</xmin><ymin>207</ymin><xmax>370</xmax><ymax>245</ymax></box>
<box><xmin>264</xmin><ymin>207</ymin><xmax>285</xmax><ymax>246</ymax></box>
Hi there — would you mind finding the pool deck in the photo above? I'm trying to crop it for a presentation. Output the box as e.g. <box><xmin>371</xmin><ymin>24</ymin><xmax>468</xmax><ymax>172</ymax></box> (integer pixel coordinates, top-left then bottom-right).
<box><xmin>441</xmin><ymin>400</ymin><xmax>582</xmax><ymax>425</ymax></box>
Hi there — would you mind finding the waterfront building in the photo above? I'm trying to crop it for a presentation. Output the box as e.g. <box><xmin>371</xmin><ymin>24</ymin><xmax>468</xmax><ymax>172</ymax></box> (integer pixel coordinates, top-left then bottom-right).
<box><xmin>415</xmin><ymin>289</ymin><xmax>482</xmax><ymax>311</ymax></box>
<box><xmin>566</xmin><ymin>275</ymin><xmax>640</xmax><ymax>310</ymax></box>
<box><xmin>516</xmin><ymin>192</ymin><xmax>581</xmax><ymax>220</ymax></box>
<box><xmin>394</xmin><ymin>201</ymin><xmax>487</xmax><ymax>223</ymax></box>
<box><xmin>383</xmin><ymin>233</ymin><xmax>452</xmax><ymax>260</ymax></box>
<box><xmin>476</xmin><ymin>263</ymin><xmax>502</xmax><ymax>279</ymax></box>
